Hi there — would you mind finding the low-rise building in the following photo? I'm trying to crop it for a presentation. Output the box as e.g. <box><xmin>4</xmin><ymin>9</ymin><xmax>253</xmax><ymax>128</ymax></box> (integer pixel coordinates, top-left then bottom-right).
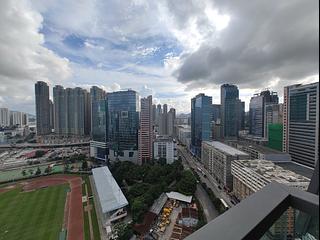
<box><xmin>238</xmin><ymin>131</ymin><xmax>268</xmax><ymax>146</ymax></box>
<box><xmin>153</xmin><ymin>136</ymin><xmax>177</xmax><ymax>164</ymax></box>
<box><xmin>226</xmin><ymin>140</ymin><xmax>291</xmax><ymax>162</ymax></box>
<box><xmin>201</xmin><ymin>141</ymin><xmax>249</xmax><ymax>190</ymax></box>
<box><xmin>231</xmin><ymin>159</ymin><xmax>310</xmax><ymax>201</ymax></box>
<box><xmin>179</xmin><ymin>208</ymin><xmax>199</xmax><ymax>227</ymax></box>
<box><xmin>92</xmin><ymin>166</ymin><xmax>129</xmax><ymax>237</ymax></box>
<box><xmin>231</xmin><ymin>159</ymin><xmax>311</xmax><ymax>239</ymax></box>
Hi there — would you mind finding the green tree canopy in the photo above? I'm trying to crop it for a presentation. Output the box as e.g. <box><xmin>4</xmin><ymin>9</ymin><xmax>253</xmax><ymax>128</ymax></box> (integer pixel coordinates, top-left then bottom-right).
<box><xmin>176</xmin><ymin>170</ymin><xmax>197</xmax><ymax>196</ymax></box>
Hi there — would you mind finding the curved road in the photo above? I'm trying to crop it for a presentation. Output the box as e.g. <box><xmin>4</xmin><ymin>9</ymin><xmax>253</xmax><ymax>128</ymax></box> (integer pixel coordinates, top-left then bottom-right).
<box><xmin>195</xmin><ymin>184</ymin><xmax>219</xmax><ymax>221</ymax></box>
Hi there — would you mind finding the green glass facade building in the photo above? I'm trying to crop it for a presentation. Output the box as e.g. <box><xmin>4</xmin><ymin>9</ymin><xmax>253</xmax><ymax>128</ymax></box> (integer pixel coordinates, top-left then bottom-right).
<box><xmin>268</xmin><ymin>123</ymin><xmax>283</xmax><ymax>151</ymax></box>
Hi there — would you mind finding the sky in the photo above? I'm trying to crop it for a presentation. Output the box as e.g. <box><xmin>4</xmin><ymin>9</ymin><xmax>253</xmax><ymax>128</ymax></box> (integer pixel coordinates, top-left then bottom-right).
<box><xmin>0</xmin><ymin>0</ymin><xmax>318</xmax><ymax>114</ymax></box>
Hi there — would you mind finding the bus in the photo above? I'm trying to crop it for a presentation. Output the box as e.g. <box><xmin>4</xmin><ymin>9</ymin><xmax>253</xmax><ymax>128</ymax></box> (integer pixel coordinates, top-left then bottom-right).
<box><xmin>220</xmin><ymin>198</ymin><xmax>229</xmax><ymax>210</ymax></box>
<box><xmin>197</xmin><ymin>167</ymin><xmax>206</xmax><ymax>177</ymax></box>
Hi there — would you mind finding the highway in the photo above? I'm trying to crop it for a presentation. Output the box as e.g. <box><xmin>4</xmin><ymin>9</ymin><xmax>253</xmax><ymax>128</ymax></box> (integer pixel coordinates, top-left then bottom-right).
<box><xmin>177</xmin><ymin>145</ymin><xmax>235</xmax><ymax>208</ymax></box>
<box><xmin>0</xmin><ymin>142</ymin><xmax>90</xmax><ymax>149</ymax></box>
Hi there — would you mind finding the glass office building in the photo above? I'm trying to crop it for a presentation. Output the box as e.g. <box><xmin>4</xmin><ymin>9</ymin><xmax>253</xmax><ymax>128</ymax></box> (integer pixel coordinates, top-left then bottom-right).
<box><xmin>221</xmin><ymin>84</ymin><xmax>244</xmax><ymax>138</ymax></box>
<box><xmin>107</xmin><ymin>90</ymin><xmax>140</xmax><ymax>160</ymax></box>
<box><xmin>249</xmin><ymin>90</ymin><xmax>279</xmax><ymax>138</ymax></box>
<box><xmin>90</xmin><ymin>86</ymin><xmax>107</xmax><ymax>161</ymax></box>
<box><xmin>90</xmin><ymin>99</ymin><xmax>108</xmax><ymax>161</ymax></box>
<box><xmin>92</xmin><ymin>100</ymin><xmax>107</xmax><ymax>142</ymax></box>
<box><xmin>191</xmin><ymin>93</ymin><xmax>212</xmax><ymax>157</ymax></box>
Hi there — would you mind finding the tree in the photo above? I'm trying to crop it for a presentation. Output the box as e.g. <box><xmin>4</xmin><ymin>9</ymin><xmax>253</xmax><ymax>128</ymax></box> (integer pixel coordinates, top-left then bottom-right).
<box><xmin>82</xmin><ymin>160</ymin><xmax>88</xmax><ymax>170</ymax></box>
<box><xmin>158</xmin><ymin>157</ymin><xmax>167</xmax><ymax>165</ymax></box>
<box><xmin>21</xmin><ymin>170</ymin><xmax>27</xmax><ymax>176</ymax></box>
<box><xmin>176</xmin><ymin>170</ymin><xmax>197</xmax><ymax>195</ymax></box>
<box><xmin>44</xmin><ymin>166</ymin><xmax>51</xmax><ymax>174</ymax></box>
<box><xmin>112</xmin><ymin>222</ymin><xmax>133</xmax><ymax>240</ymax></box>
<box><xmin>131</xmin><ymin>197</ymin><xmax>147</xmax><ymax>223</ymax></box>
<box><xmin>35</xmin><ymin>167</ymin><xmax>41</xmax><ymax>175</ymax></box>
<box><xmin>64</xmin><ymin>164</ymin><xmax>70</xmax><ymax>172</ymax></box>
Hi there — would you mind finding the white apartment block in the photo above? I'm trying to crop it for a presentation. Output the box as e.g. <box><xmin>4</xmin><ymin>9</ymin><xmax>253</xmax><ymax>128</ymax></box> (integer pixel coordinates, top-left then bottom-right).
<box><xmin>201</xmin><ymin>141</ymin><xmax>249</xmax><ymax>190</ymax></box>
<box><xmin>231</xmin><ymin>159</ymin><xmax>310</xmax><ymax>201</ymax></box>
<box><xmin>153</xmin><ymin>136</ymin><xmax>177</xmax><ymax>164</ymax></box>
<box><xmin>10</xmin><ymin>111</ymin><xmax>28</xmax><ymax>126</ymax></box>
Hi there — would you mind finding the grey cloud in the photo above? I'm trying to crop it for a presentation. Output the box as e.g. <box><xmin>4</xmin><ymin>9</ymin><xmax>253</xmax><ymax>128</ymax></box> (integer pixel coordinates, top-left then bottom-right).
<box><xmin>173</xmin><ymin>0</ymin><xmax>319</xmax><ymax>89</ymax></box>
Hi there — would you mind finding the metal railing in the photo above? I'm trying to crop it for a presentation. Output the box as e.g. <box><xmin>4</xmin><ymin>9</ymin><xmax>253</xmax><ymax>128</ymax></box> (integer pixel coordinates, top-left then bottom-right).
<box><xmin>186</xmin><ymin>182</ymin><xmax>319</xmax><ymax>240</ymax></box>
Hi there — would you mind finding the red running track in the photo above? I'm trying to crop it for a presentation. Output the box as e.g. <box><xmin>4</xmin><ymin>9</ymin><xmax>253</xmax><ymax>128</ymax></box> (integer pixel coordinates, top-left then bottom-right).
<box><xmin>22</xmin><ymin>175</ymin><xmax>84</xmax><ymax>240</ymax></box>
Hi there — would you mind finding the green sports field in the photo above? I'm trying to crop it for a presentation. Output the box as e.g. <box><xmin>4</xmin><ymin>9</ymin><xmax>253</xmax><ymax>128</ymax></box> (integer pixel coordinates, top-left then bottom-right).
<box><xmin>0</xmin><ymin>184</ymin><xmax>68</xmax><ymax>240</ymax></box>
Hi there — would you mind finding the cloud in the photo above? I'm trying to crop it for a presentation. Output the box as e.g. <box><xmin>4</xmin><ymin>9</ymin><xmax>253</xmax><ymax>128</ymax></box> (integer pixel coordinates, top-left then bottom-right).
<box><xmin>0</xmin><ymin>0</ymin><xmax>71</xmax><ymax>113</ymax></box>
<box><xmin>1</xmin><ymin>0</ymin><xmax>318</xmax><ymax>115</ymax></box>
<box><xmin>173</xmin><ymin>0</ymin><xmax>319</xmax><ymax>91</ymax></box>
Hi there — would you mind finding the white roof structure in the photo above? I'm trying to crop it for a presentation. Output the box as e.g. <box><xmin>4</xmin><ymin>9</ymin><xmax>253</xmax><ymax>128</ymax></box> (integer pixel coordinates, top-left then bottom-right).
<box><xmin>203</xmin><ymin>141</ymin><xmax>248</xmax><ymax>156</ymax></box>
<box><xmin>92</xmin><ymin>166</ymin><xmax>128</xmax><ymax>214</ymax></box>
<box><xmin>166</xmin><ymin>191</ymin><xmax>193</xmax><ymax>203</ymax></box>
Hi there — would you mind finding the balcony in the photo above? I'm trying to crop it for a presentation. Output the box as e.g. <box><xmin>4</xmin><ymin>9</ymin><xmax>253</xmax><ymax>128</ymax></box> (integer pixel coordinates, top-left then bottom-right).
<box><xmin>186</xmin><ymin>181</ymin><xmax>319</xmax><ymax>240</ymax></box>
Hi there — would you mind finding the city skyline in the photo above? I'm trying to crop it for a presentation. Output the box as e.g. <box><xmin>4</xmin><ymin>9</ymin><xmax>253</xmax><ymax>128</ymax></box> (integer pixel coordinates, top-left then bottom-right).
<box><xmin>0</xmin><ymin>1</ymin><xmax>318</xmax><ymax>240</ymax></box>
<box><xmin>0</xmin><ymin>0</ymin><xmax>318</xmax><ymax>114</ymax></box>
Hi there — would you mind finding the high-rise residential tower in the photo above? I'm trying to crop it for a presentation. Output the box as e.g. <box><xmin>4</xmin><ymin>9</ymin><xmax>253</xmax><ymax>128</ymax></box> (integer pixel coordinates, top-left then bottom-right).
<box><xmin>70</xmin><ymin>87</ymin><xmax>86</xmax><ymax>136</ymax></box>
<box><xmin>138</xmin><ymin>95</ymin><xmax>153</xmax><ymax>164</ymax></box>
<box><xmin>152</xmin><ymin>104</ymin><xmax>157</xmax><ymax>125</ymax></box>
<box><xmin>53</xmin><ymin>85</ymin><xmax>67</xmax><ymax>135</ymax></box>
<box><xmin>84</xmin><ymin>90</ymin><xmax>91</xmax><ymax>136</ymax></box>
<box><xmin>49</xmin><ymin>100</ymin><xmax>54</xmax><ymax>131</ymax></box>
<box><xmin>35</xmin><ymin>81</ymin><xmax>51</xmax><ymax>135</ymax></box>
<box><xmin>167</xmin><ymin>108</ymin><xmax>176</xmax><ymax>137</ymax></box>
<box><xmin>0</xmin><ymin>108</ymin><xmax>10</xmax><ymax>127</ymax></box>
<box><xmin>283</xmin><ymin>82</ymin><xmax>319</xmax><ymax>168</ymax></box>
<box><xmin>156</xmin><ymin>104</ymin><xmax>162</xmax><ymax>127</ymax></box>
<box><xmin>191</xmin><ymin>93</ymin><xmax>212</xmax><ymax>157</ymax></box>
<box><xmin>10</xmin><ymin>111</ymin><xmax>28</xmax><ymax>126</ymax></box>
<box><xmin>53</xmin><ymin>86</ymin><xmax>88</xmax><ymax>136</ymax></box>
<box><xmin>220</xmin><ymin>84</ymin><xmax>244</xmax><ymax>139</ymax></box>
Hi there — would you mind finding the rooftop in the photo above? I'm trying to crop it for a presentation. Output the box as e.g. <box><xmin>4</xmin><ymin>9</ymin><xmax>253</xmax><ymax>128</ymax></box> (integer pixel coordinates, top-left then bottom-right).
<box><xmin>166</xmin><ymin>191</ymin><xmax>193</xmax><ymax>203</ymax></box>
<box><xmin>235</xmin><ymin>160</ymin><xmax>310</xmax><ymax>187</ymax></box>
<box><xmin>155</xmin><ymin>135</ymin><xmax>175</xmax><ymax>142</ymax></box>
<box><xmin>203</xmin><ymin>141</ymin><xmax>249</xmax><ymax>156</ymax></box>
<box><xmin>275</xmin><ymin>162</ymin><xmax>314</xmax><ymax>179</ymax></box>
<box><xmin>176</xmin><ymin>125</ymin><xmax>191</xmax><ymax>129</ymax></box>
<box><xmin>92</xmin><ymin>166</ymin><xmax>128</xmax><ymax>214</ymax></box>
<box><xmin>228</xmin><ymin>140</ymin><xmax>289</xmax><ymax>155</ymax></box>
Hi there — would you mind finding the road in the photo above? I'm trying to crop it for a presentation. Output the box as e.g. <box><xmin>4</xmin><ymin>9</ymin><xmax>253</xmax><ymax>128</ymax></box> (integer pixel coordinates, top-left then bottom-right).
<box><xmin>195</xmin><ymin>184</ymin><xmax>219</xmax><ymax>221</ymax></box>
<box><xmin>179</xmin><ymin>147</ymin><xmax>219</xmax><ymax>222</ymax></box>
<box><xmin>0</xmin><ymin>142</ymin><xmax>89</xmax><ymax>149</ymax></box>
<box><xmin>177</xmin><ymin>145</ymin><xmax>234</xmax><ymax>208</ymax></box>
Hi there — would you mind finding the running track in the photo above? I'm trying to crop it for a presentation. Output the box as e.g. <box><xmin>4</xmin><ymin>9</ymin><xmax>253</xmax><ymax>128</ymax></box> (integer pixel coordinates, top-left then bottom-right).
<box><xmin>22</xmin><ymin>175</ymin><xmax>84</xmax><ymax>240</ymax></box>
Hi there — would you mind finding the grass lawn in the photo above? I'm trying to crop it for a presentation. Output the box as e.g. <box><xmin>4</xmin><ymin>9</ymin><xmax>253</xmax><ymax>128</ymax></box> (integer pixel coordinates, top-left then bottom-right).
<box><xmin>0</xmin><ymin>165</ymin><xmax>64</xmax><ymax>183</ymax></box>
<box><xmin>0</xmin><ymin>184</ymin><xmax>68</xmax><ymax>240</ymax></box>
